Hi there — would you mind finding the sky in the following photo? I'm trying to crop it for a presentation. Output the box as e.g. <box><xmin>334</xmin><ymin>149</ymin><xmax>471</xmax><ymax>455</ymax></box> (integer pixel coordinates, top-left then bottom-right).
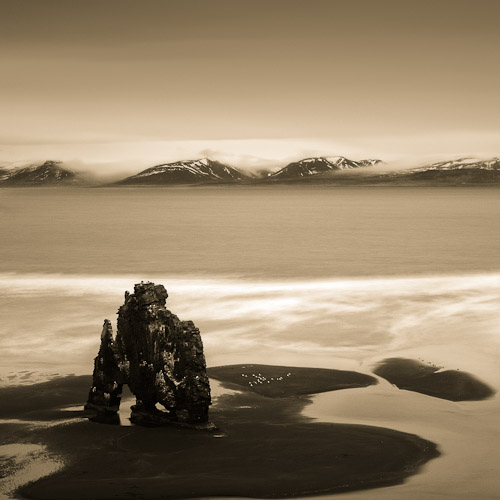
<box><xmin>1</xmin><ymin>0</ymin><xmax>499</xmax><ymax>174</ymax></box>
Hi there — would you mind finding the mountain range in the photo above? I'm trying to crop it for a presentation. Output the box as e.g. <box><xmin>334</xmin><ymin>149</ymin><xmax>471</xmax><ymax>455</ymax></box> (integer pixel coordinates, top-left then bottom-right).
<box><xmin>114</xmin><ymin>158</ymin><xmax>248</xmax><ymax>185</ymax></box>
<box><xmin>268</xmin><ymin>156</ymin><xmax>381</xmax><ymax>179</ymax></box>
<box><xmin>377</xmin><ymin>158</ymin><xmax>500</xmax><ymax>185</ymax></box>
<box><xmin>0</xmin><ymin>156</ymin><xmax>499</xmax><ymax>187</ymax></box>
<box><xmin>0</xmin><ymin>160</ymin><xmax>86</xmax><ymax>186</ymax></box>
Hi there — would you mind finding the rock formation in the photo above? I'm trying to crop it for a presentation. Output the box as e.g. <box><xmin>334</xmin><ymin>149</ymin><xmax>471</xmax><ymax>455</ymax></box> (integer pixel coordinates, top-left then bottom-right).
<box><xmin>85</xmin><ymin>282</ymin><xmax>212</xmax><ymax>426</ymax></box>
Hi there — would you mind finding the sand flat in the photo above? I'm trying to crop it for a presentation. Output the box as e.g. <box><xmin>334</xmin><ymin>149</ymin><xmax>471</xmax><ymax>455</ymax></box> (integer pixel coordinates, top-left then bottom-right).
<box><xmin>0</xmin><ymin>369</ymin><xmax>439</xmax><ymax>500</ymax></box>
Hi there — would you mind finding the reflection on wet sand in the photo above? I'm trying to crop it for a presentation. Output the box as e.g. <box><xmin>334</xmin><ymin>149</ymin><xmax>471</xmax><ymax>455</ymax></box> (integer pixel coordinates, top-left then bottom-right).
<box><xmin>303</xmin><ymin>377</ymin><xmax>499</xmax><ymax>500</ymax></box>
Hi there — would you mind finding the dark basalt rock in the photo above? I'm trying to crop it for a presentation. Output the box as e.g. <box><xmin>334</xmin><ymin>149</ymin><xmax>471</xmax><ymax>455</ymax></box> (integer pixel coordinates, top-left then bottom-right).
<box><xmin>85</xmin><ymin>282</ymin><xmax>212</xmax><ymax>427</ymax></box>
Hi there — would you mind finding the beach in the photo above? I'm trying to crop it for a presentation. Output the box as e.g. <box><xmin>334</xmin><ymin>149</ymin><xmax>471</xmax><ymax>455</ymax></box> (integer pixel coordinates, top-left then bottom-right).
<box><xmin>1</xmin><ymin>370</ymin><xmax>440</xmax><ymax>500</ymax></box>
<box><xmin>3</xmin><ymin>0</ymin><xmax>500</xmax><ymax>495</ymax></box>
<box><xmin>0</xmin><ymin>186</ymin><xmax>499</xmax><ymax>499</ymax></box>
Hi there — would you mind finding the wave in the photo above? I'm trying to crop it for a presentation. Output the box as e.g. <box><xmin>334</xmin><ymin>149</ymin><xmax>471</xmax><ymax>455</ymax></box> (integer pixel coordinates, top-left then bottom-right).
<box><xmin>0</xmin><ymin>272</ymin><xmax>499</xmax><ymax>386</ymax></box>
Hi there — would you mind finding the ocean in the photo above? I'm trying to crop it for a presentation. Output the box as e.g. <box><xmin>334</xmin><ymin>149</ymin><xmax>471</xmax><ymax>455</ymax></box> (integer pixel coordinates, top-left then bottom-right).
<box><xmin>0</xmin><ymin>186</ymin><xmax>499</xmax><ymax>499</ymax></box>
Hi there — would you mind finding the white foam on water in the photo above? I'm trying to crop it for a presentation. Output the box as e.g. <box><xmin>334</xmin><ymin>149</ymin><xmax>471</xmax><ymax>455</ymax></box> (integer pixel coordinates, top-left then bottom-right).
<box><xmin>0</xmin><ymin>272</ymin><xmax>499</xmax><ymax>383</ymax></box>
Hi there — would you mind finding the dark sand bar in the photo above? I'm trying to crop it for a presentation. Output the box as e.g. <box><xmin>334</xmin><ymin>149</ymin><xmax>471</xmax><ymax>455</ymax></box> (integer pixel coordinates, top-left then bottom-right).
<box><xmin>0</xmin><ymin>367</ymin><xmax>440</xmax><ymax>500</ymax></box>
<box><xmin>374</xmin><ymin>358</ymin><xmax>495</xmax><ymax>401</ymax></box>
<box><xmin>207</xmin><ymin>363</ymin><xmax>378</xmax><ymax>397</ymax></box>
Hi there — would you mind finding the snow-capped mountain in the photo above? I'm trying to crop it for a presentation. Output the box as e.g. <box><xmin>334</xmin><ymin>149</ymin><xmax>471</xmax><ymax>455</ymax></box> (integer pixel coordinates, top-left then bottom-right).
<box><xmin>268</xmin><ymin>156</ymin><xmax>381</xmax><ymax>179</ymax></box>
<box><xmin>0</xmin><ymin>160</ymin><xmax>87</xmax><ymax>186</ymax></box>
<box><xmin>0</xmin><ymin>167</ymin><xmax>9</xmax><ymax>181</ymax></box>
<box><xmin>411</xmin><ymin>157</ymin><xmax>500</xmax><ymax>172</ymax></box>
<box><xmin>376</xmin><ymin>157</ymin><xmax>500</xmax><ymax>184</ymax></box>
<box><xmin>115</xmin><ymin>158</ymin><xmax>248</xmax><ymax>185</ymax></box>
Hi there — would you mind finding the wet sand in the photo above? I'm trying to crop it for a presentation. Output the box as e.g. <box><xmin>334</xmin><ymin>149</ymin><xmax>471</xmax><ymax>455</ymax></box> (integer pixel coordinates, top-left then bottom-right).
<box><xmin>303</xmin><ymin>374</ymin><xmax>499</xmax><ymax>500</ymax></box>
<box><xmin>0</xmin><ymin>368</ymin><xmax>438</xmax><ymax>500</ymax></box>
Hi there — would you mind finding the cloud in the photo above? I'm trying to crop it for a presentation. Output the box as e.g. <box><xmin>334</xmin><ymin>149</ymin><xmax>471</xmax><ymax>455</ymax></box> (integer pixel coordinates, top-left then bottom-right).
<box><xmin>0</xmin><ymin>133</ymin><xmax>498</xmax><ymax>177</ymax></box>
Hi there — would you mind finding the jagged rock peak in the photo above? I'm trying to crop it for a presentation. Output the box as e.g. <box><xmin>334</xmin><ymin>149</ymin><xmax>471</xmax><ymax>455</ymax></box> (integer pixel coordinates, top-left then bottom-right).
<box><xmin>86</xmin><ymin>282</ymin><xmax>212</xmax><ymax>428</ymax></box>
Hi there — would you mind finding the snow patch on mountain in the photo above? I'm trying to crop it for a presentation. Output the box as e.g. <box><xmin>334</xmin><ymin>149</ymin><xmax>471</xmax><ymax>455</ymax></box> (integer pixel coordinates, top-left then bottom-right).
<box><xmin>390</xmin><ymin>157</ymin><xmax>500</xmax><ymax>176</ymax></box>
<box><xmin>269</xmin><ymin>156</ymin><xmax>382</xmax><ymax>179</ymax></box>
<box><xmin>418</xmin><ymin>157</ymin><xmax>500</xmax><ymax>171</ymax></box>
<box><xmin>0</xmin><ymin>161</ymin><xmax>85</xmax><ymax>186</ymax></box>
<box><xmin>120</xmin><ymin>158</ymin><xmax>247</xmax><ymax>184</ymax></box>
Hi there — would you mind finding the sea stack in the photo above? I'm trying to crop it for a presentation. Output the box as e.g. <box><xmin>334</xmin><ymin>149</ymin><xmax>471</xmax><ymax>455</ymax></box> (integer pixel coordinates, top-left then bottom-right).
<box><xmin>85</xmin><ymin>282</ymin><xmax>212</xmax><ymax>427</ymax></box>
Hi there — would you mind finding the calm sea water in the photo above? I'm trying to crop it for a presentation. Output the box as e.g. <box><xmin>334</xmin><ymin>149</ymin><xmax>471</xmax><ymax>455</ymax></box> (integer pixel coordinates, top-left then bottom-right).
<box><xmin>1</xmin><ymin>186</ymin><xmax>499</xmax><ymax>278</ymax></box>
<box><xmin>0</xmin><ymin>185</ymin><xmax>498</xmax><ymax>375</ymax></box>
<box><xmin>0</xmin><ymin>186</ymin><xmax>499</xmax><ymax>500</ymax></box>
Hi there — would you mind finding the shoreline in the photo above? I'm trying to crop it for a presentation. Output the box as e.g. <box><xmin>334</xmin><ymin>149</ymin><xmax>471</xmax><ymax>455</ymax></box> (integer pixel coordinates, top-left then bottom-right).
<box><xmin>303</xmin><ymin>379</ymin><xmax>500</xmax><ymax>500</ymax></box>
<box><xmin>0</xmin><ymin>367</ymin><xmax>440</xmax><ymax>500</ymax></box>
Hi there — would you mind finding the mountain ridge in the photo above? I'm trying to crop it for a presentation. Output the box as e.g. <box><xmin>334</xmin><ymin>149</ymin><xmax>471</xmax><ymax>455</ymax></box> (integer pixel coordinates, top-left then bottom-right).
<box><xmin>409</xmin><ymin>157</ymin><xmax>500</xmax><ymax>172</ymax></box>
<box><xmin>267</xmin><ymin>156</ymin><xmax>382</xmax><ymax>180</ymax></box>
<box><xmin>0</xmin><ymin>160</ymin><xmax>87</xmax><ymax>186</ymax></box>
<box><xmin>113</xmin><ymin>158</ymin><xmax>249</xmax><ymax>185</ymax></box>
<box><xmin>1</xmin><ymin>156</ymin><xmax>500</xmax><ymax>187</ymax></box>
